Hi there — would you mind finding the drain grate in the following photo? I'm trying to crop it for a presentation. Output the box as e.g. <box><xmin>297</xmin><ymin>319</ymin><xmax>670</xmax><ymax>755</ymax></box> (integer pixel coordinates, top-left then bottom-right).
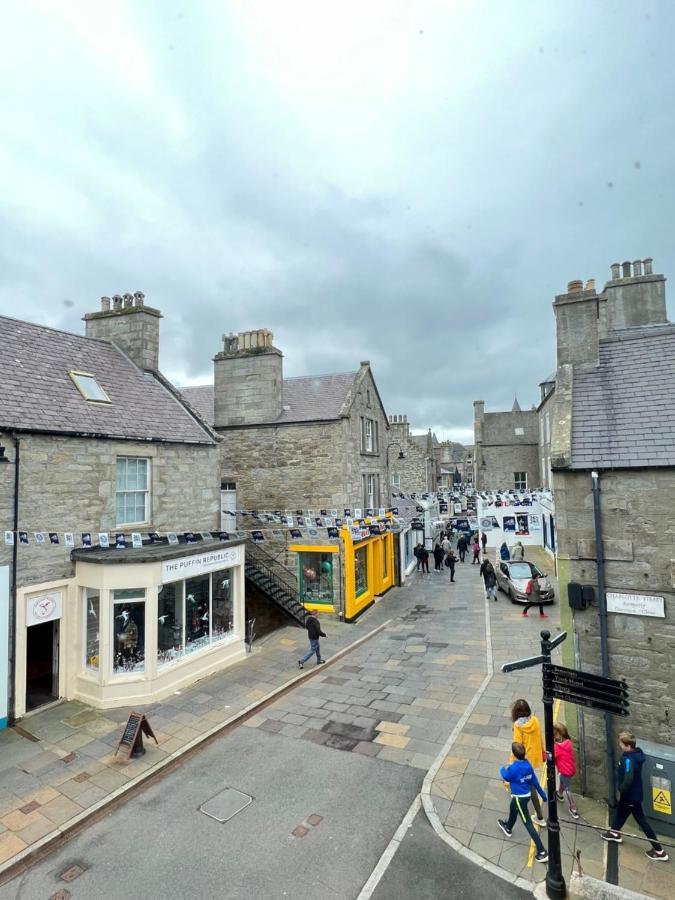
<box><xmin>199</xmin><ymin>788</ymin><xmax>253</xmax><ymax>823</ymax></box>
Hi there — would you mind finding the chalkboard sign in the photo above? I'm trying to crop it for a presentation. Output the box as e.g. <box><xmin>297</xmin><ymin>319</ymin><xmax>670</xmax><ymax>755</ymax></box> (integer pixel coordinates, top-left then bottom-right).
<box><xmin>115</xmin><ymin>712</ymin><xmax>157</xmax><ymax>759</ymax></box>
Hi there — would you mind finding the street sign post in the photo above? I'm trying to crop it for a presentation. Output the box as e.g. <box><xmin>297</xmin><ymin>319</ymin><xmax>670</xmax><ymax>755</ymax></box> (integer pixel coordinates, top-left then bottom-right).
<box><xmin>501</xmin><ymin>631</ymin><xmax>631</xmax><ymax>900</ymax></box>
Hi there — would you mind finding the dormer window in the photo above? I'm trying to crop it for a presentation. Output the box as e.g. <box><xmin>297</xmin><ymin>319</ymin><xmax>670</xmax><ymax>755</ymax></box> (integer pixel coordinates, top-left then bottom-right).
<box><xmin>69</xmin><ymin>371</ymin><xmax>111</xmax><ymax>403</ymax></box>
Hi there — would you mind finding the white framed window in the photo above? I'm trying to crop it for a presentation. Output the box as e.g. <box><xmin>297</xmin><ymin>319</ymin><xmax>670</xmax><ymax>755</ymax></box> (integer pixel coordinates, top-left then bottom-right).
<box><xmin>545</xmin><ymin>412</ymin><xmax>551</xmax><ymax>444</ymax></box>
<box><xmin>116</xmin><ymin>457</ymin><xmax>150</xmax><ymax>525</ymax></box>
<box><xmin>361</xmin><ymin>417</ymin><xmax>378</xmax><ymax>453</ymax></box>
<box><xmin>391</xmin><ymin>473</ymin><xmax>401</xmax><ymax>489</ymax></box>
<box><xmin>84</xmin><ymin>589</ymin><xmax>100</xmax><ymax>672</ymax></box>
<box><xmin>362</xmin><ymin>473</ymin><xmax>379</xmax><ymax>509</ymax></box>
<box><xmin>539</xmin><ymin>417</ymin><xmax>545</xmax><ymax>444</ymax></box>
<box><xmin>514</xmin><ymin>471</ymin><xmax>528</xmax><ymax>491</ymax></box>
<box><xmin>365</xmin><ymin>418</ymin><xmax>373</xmax><ymax>451</ymax></box>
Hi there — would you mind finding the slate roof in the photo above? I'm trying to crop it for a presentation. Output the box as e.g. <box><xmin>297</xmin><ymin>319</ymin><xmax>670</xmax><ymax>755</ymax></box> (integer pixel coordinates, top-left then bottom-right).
<box><xmin>571</xmin><ymin>326</ymin><xmax>675</xmax><ymax>468</ymax></box>
<box><xmin>181</xmin><ymin>372</ymin><xmax>358</xmax><ymax>425</ymax></box>
<box><xmin>0</xmin><ymin>315</ymin><xmax>215</xmax><ymax>444</ymax></box>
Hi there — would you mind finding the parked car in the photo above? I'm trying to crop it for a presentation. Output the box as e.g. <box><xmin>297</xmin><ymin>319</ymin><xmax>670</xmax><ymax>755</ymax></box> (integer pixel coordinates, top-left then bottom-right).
<box><xmin>495</xmin><ymin>560</ymin><xmax>555</xmax><ymax>604</ymax></box>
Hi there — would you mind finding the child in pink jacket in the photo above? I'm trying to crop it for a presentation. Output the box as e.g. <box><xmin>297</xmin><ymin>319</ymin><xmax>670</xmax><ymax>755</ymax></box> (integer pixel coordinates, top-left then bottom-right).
<box><xmin>553</xmin><ymin>723</ymin><xmax>579</xmax><ymax>819</ymax></box>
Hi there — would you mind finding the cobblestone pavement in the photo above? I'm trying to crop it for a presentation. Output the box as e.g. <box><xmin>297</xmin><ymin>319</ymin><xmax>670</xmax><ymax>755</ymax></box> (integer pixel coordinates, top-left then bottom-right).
<box><xmin>427</xmin><ymin>547</ymin><xmax>673</xmax><ymax>900</ymax></box>
<box><xmin>0</xmin><ymin>561</ymin><xmax>484</xmax><ymax>877</ymax></box>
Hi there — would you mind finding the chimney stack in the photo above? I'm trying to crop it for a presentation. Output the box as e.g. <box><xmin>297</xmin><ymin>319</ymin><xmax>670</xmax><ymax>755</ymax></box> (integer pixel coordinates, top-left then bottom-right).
<box><xmin>610</xmin><ymin>263</ymin><xmax>621</xmax><ymax>280</ymax></box>
<box><xmin>601</xmin><ymin>256</ymin><xmax>666</xmax><ymax>331</ymax></box>
<box><xmin>213</xmin><ymin>329</ymin><xmax>283</xmax><ymax>427</ymax></box>
<box><xmin>84</xmin><ymin>290</ymin><xmax>162</xmax><ymax>370</ymax></box>
<box><xmin>553</xmin><ymin>279</ymin><xmax>601</xmax><ymax>367</ymax></box>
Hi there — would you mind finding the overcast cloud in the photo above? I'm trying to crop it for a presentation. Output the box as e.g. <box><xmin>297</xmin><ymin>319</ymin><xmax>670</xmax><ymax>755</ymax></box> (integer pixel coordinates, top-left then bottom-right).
<box><xmin>2</xmin><ymin>0</ymin><xmax>674</xmax><ymax>444</ymax></box>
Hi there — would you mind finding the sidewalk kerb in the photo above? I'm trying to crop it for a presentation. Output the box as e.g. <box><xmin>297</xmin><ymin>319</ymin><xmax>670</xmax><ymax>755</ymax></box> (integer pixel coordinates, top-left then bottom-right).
<box><xmin>356</xmin><ymin>794</ymin><xmax>422</xmax><ymax>900</ymax></box>
<box><xmin>0</xmin><ymin>617</ymin><xmax>392</xmax><ymax>883</ymax></box>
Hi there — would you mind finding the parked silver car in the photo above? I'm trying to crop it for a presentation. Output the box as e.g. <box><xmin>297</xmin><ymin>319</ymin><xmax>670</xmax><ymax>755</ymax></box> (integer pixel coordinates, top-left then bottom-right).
<box><xmin>496</xmin><ymin>560</ymin><xmax>555</xmax><ymax>604</ymax></box>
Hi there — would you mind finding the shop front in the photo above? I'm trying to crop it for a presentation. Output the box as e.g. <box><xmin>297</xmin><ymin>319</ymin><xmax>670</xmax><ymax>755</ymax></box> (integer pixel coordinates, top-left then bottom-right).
<box><xmin>14</xmin><ymin>540</ymin><xmax>246</xmax><ymax>716</ymax></box>
<box><xmin>290</xmin><ymin>524</ymin><xmax>394</xmax><ymax>622</ymax></box>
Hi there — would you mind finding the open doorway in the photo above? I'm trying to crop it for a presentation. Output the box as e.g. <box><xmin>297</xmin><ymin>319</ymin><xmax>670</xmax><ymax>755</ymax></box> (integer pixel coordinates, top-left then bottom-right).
<box><xmin>26</xmin><ymin>620</ymin><xmax>59</xmax><ymax>711</ymax></box>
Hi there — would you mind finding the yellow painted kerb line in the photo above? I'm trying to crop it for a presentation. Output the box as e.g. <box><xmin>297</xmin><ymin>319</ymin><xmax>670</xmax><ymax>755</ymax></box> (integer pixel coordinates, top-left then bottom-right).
<box><xmin>527</xmin><ymin>698</ymin><xmax>561</xmax><ymax>868</ymax></box>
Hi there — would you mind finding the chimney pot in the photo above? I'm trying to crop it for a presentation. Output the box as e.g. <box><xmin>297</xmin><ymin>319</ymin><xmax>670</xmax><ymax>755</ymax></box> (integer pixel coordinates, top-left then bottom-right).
<box><xmin>134</xmin><ymin>290</ymin><xmax>145</xmax><ymax>307</ymax></box>
<box><xmin>585</xmin><ymin>278</ymin><xmax>595</xmax><ymax>292</ymax></box>
<box><xmin>100</xmin><ymin>296</ymin><xmax>111</xmax><ymax>311</ymax></box>
<box><xmin>632</xmin><ymin>260</ymin><xmax>643</xmax><ymax>277</ymax></box>
<box><xmin>610</xmin><ymin>263</ymin><xmax>621</xmax><ymax>280</ymax></box>
<box><xmin>622</xmin><ymin>261</ymin><xmax>632</xmax><ymax>278</ymax></box>
<box><xmin>123</xmin><ymin>293</ymin><xmax>133</xmax><ymax>308</ymax></box>
<box><xmin>643</xmin><ymin>257</ymin><xmax>653</xmax><ymax>275</ymax></box>
<box><xmin>567</xmin><ymin>280</ymin><xmax>583</xmax><ymax>293</ymax></box>
<box><xmin>112</xmin><ymin>294</ymin><xmax>123</xmax><ymax>310</ymax></box>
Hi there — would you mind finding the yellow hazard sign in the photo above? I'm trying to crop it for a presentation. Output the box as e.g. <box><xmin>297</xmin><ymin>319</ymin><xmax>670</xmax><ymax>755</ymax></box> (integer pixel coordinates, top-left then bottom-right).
<box><xmin>652</xmin><ymin>788</ymin><xmax>671</xmax><ymax>815</ymax></box>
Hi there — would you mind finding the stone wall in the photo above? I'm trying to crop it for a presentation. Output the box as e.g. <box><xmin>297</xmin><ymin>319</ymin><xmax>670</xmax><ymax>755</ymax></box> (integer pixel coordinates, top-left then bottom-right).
<box><xmin>553</xmin><ymin>467</ymin><xmax>675</xmax><ymax>797</ymax></box>
<box><xmin>388</xmin><ymin>416</ymin><xmax>429</xmax><ymax>494</ymax></box>
<box><xmin>473</xmin><ymin>404</ymin><xmax>540</xmax><ymax>490</ymax></box>
<box><xmin>0</xmin><ymin>432</ymin><xmax>219</xmax><ymax>590</ymax></box>
<box><xmin>218</xmin><ymin>368</ymin><xmax>389</xmax><ymax>514</ymax></box>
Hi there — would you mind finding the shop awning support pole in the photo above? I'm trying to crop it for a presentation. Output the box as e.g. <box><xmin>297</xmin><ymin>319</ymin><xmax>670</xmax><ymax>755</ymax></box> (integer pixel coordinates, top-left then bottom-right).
<box><xmin>8</xmin><ymin>436</ymin><xmax>19</xmax><ymax>726</ymax></box>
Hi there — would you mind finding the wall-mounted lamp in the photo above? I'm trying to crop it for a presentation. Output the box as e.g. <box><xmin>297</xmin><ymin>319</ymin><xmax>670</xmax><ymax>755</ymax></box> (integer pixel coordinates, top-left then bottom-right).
<box><xmin>0</xmin><ymin>446</ymin><xmax>10</xmax><ymax>464</ymax></box>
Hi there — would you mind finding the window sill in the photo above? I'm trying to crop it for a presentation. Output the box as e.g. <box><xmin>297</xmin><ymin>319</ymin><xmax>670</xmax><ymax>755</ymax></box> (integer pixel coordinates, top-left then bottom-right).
<box><xmin>360</xmin><ymin>451</ymin><xmax>380</xmax><ymax>457</ymax></box>
<box><xmin>115</xmin><ymin>523</ymin><xmax>150</xmax><ymax>530</ymax></box>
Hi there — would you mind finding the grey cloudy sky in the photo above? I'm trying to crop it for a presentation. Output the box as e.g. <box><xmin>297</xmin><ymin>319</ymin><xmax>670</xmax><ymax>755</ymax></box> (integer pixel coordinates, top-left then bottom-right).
<box><xmin>2</xmin><ymin>0</ymin><xmax>674</xmax><ymax>444</ymax></box>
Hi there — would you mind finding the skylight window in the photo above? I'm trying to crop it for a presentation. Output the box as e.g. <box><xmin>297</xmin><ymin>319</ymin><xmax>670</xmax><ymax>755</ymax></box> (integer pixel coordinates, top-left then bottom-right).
<box><xmin>69</xmin><ymin>371</ymin><xmax>111</xmax><ymax>403</ymax></box>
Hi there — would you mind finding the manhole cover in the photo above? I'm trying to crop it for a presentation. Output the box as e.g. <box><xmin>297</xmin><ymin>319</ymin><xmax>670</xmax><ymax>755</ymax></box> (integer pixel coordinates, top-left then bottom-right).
<box><xmin>199</xmin><ymin>788</ymin><xmax>253</xmax><ymax>823</ymax></box>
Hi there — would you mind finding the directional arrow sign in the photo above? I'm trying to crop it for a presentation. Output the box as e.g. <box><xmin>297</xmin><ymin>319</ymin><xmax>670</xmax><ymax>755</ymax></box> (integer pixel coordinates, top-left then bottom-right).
<box><xmin>544</xmin><ymin>664</ymin><xmax>627</xmax><ymax>694</ymax></box>
<box><xmin>548</xmin><ymin>687</ymin><xmax>629</xmax><ymax>717</ymax></box>
<box><xmin>544</xmin><ymin>670</ymin><xmax>629</xmax><ymax>701</ymax></box>
<box><xmin>502</xmin><ymin>655</ymin><xmax>546</xmax><ymax>673</ymax></box>
<box><xmin>545</xmin><ymin>679</ymin><xmax>629</xmax><ymax>707</ymax></box>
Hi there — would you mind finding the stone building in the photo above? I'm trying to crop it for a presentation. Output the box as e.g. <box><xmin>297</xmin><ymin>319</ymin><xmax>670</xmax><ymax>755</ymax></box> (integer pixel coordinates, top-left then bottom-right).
<box><xmin>0</xmin><ymin>296</ymin><xmax>247</xmax><ymax>724</ymax></box>
<box><xmin>472</xmin><ymin>397</ymin><xmax>540</xmax><ymax>490</ymax></box>
<box><xmin>548</xmin><ymin>258</ymin><xmax>675</xmax><ymax>797</ymax></box>
<box><xmin>181</xmin><ymin>331</ymin><xmax>396</xmax><ymax>621</ymax></box>
<box><xmin>387</xmin><ymin>417</ymin><xmax>436</xmax><ymax>495</ymax></box>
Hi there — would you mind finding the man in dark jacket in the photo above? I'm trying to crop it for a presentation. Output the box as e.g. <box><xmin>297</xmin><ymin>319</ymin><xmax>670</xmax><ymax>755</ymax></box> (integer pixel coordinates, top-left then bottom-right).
<box><xmin>457</xmin><ymin>534</ymin><xmax>468</xmax><ymax>562</ymax></box>
<box><xmin>602</xmin><ymin>731</ymin><xmax>668</xmax><ymax>860</ymax></box>
<box><xmin>480</xmin><ymin>558</ymin><xmax>498</xmax><ymax>601</ymax></box>
<box><xmin>298</xmin><ymin>613</ymin><xmax>326</xmax><ymax>669</ymax></box>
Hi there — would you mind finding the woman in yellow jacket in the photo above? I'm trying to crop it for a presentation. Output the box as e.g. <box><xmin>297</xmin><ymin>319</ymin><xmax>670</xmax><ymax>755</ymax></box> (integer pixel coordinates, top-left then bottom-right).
<box><xmin>511</xmin><ymin>698</ymin><xmax>547</xmax><ymax>825</ymax></box>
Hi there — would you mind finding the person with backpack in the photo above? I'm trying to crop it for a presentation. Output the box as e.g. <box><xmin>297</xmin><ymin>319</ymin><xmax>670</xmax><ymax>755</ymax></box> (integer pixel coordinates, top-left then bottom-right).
<box><xmin>433</xmin><ymin>542</ymin><xmax>445</xmax><ymax>573</ymax></box>
<box><xmin>297</xmin><ymin>612</ymin><xmax>326</xmax><ymax>669</ymax></box>
<box><xmin>480</xmin><ymin>557</ymin><xmax>498</xmax><ymax>601</ymax></box>
<box><xmin>444</xmin><ymin>548</ymin><xmax>457</xmax><ymax>582</ymax></box>
<box><xmin>419</xmin><ymin>545</ymin><xmax>430</xmax><ymax>574</ymax></box>
<box><xmin>511</xmin><ymin>698</ymin><xmax>547</xmax><ymax>825</ymax></box>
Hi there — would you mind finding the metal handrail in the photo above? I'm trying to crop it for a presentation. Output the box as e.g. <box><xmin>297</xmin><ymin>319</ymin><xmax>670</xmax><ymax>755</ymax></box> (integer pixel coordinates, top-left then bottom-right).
<box><xmin>245</xmin><ymin>544</ymin><xmax>307</xmax><ymax>625</ymax></box>
<box><xmin>246</xmin><ymin>541</ymin><xmax>300</xmax><ymax>596</ymax></box>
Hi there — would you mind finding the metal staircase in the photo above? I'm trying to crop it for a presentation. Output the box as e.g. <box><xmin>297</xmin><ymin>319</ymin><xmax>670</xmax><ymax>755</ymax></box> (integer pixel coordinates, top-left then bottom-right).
<box><xmin>244</xmin><ymin>541</ymin><xmax>308</xmax><ymax>627</ymax></box>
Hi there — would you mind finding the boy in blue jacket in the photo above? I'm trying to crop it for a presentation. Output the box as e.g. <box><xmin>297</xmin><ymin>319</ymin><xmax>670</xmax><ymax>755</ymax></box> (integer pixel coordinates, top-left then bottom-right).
<box><xmin>498</xmin><ymin>741</ymin><xmax>549</xmax><ymax>862</ymax></box>
<box><xmin>601</xmin><ymin>731</ymin><xmax>668</xmax><ymax>861</ymax></box>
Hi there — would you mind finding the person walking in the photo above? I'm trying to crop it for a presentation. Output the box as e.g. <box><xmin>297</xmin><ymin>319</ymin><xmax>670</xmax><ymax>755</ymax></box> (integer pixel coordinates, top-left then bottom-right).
<box><xmin>444</xmin><ymin>548</ymin><xmax>457</xmax><ymax>582</ymax></box>
<box><xmin>457</xmin><ymin>534</ymin><xmax>468</xmax><ymax>562</ymax></box>
<box><xmin>433</xmin><ymin>543</ymin><xmax>444</xmax><ymax>573</ymax></box>
<box><xmin>441</xmin><ymin>534</ymin><xmax>452</xmax><ymax>555</ymax></box>
<box><xmin>420</xmin><ymin>545</ymin><xmax>430</xmax><ymax>574</ymax></box>
<box><xmin>511</xmin><ymin>540</ymin><xmax>525</xmax><ymax>561</ymax></box>
<box><xmin>414</xmin><ymin>543</ymin><xmax>422</xmax><ymax>571</ymax></box>
<box><xmin>522</xmin><ymin>573</ymin><xmax>548</xmax><ymax>618</ymax></box>
<box><xmin>471</xmin><ymin>538</ymin><xmax>481</xmax><ymax>565</ymax></box>
<box><xmin>480</xmin><ymin>557</ymin><xmax>498</xmax><ymax>601</ymax></box>
<box><xmin>602</xmin><ymin>731</ymin><xmax>669</xmax><ymax>860</ymax></box>
<box><xmin>298</xmin><ymin>612</ymin><xmax>326</xmax><ymax>669</ymax></box>
<box><xmin>553</xmin><ymin>723</ymin><xmax>579</xmax><ymax>819</ymax></box>
<box><xmin>481</xmin><ymin>531</ymin><xmax>488</xmax><ymax>553</ymax></box>
<box><xmin>500</xmin><ymin>541</ymin><xmax>510</xmax><ymax>561</ymax></box>
<box><xmin>498</xmin><ymin>741</ymin><xmax>549</xmax><ymax>863</ymax></box>
<box><xmin>511</xmin><ymin>699</ymin><xmax>547</xmax><ymax>825</ymax></box>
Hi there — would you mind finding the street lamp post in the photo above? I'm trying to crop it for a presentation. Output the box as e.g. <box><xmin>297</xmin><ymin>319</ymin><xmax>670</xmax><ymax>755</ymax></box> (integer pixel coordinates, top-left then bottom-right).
<box><xmin>0</xmin><ymin>439</ymin><xmax>19</xmax><ymax>727</ymax></box>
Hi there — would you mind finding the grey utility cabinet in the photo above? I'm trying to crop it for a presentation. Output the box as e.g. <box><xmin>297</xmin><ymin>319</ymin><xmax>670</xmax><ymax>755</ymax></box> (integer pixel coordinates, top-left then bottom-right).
<box><xmin>639</xmin><ymin>739</ymin><xmax>675</xmax><ymax>839</ymax></box>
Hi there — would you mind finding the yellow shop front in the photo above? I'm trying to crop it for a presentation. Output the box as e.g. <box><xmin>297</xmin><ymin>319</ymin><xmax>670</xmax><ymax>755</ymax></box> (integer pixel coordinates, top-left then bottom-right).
<box><xmin>290</xmin><ymin>525</ymin><xmax>394</xmax><ymax>622</ymax></box>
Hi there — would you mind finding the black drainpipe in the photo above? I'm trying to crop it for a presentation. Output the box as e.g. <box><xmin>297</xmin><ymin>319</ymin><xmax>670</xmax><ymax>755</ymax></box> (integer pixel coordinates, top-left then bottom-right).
<box><xmin>9</xmin><ymin>436</ymin><xmax>20</xmax><ymax>726</ymax></box>
<box><xmin>591</xmin><ymin>469</ymin><xmax>618</xmax><ymax>883</ymax></box>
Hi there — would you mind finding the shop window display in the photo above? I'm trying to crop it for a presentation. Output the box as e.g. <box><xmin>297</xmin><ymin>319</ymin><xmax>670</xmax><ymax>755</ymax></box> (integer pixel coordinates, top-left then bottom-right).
<box><xmin>85</xmin><ymin>589</ymin><xmax>100</xmax><ymax>671</ymax></box>
<box><xmin>185</xmin><ymin>574</ymin><xmax>210</xmax><ymax>655</ymax></box>
<box><xmin>211</xmin><ymin>571</ymin><xmax>234</xmax><ymax>642</ymax></box>
<box><xmin>112</xmin><ymin>590</ymin><xmax>145</xmax><ymax>674</ymax></box>
<box><xmin>354</xmin><ymin>546</ymin><xmax>368</xmax><ymax>598</ymax></box>
<box><xmin>157</xmin><ymin>581</ymin><xmax>184</xmax><ymax>667</ymax></box>
<box><xmin>298</xmin><ymin>552</ymin><xmax>334</xmax><ymax>605</ymax></box>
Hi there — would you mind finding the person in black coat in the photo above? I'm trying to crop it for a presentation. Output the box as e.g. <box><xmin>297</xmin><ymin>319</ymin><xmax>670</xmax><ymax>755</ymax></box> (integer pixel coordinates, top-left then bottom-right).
<box><xmin>457</xmin><ymin>534</ymin><xmax>468</xmax><ymax>562</ymax></box>
<box><xmin>433</xmin><ymin>543</ymin><xmax>444</xmax><ymax>572</ymax></box>
<box><xmin>298</xmin><ymin>613</ymin><xmax>326</xmax><ymax>668</ymax></box>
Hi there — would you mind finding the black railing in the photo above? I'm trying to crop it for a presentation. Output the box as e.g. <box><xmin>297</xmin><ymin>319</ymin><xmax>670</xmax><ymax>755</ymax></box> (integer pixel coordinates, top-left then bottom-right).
<box><xmin>245</xmin><ymin>541</ymin><xmax>308</xmax><ymax>627</ymax></box>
